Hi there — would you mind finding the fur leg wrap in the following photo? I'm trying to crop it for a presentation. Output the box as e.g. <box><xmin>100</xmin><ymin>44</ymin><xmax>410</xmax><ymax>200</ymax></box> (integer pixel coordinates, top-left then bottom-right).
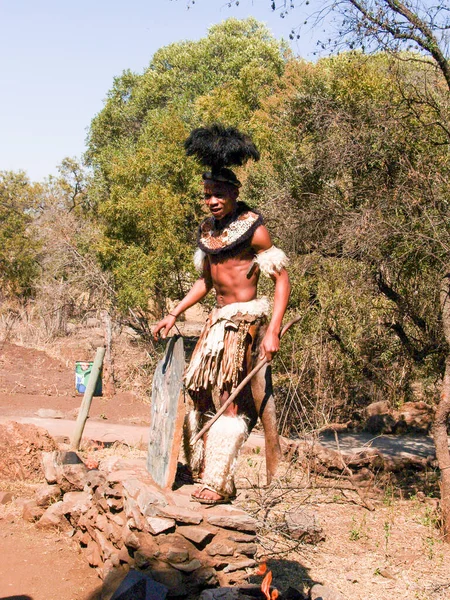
<box><xmin>202</xmin><ymin>415</ymin><xmax>249</xmax><ymax>497</ymax></box>
<box><xmin>183</xmin><ymin>410</ymin><xmax>204</xmax><ymax>477</ymax></box>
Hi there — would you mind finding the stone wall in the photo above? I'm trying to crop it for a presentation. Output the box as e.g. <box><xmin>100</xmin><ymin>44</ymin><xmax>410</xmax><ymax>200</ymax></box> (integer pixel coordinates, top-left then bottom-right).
<box><xmin>24</xmin><ymin>451</ymin><xmax>258</xmax><ymax>597</ymax></box>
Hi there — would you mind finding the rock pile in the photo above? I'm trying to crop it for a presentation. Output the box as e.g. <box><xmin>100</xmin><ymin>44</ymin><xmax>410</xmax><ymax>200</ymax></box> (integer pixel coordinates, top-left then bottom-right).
<box><xmin>0</xmin><ymin>422</ymin><xmax>57</xmax><ymax>481</ymax></box>
<box><xmin>363</xmin><ymin>400</ymin><xmax>434</xmax><ymax>434</ymax></box>
<box><xmin>24</xmin><ymin>451</ymin><xmax>259</xmax><ymax>597</ymax></box>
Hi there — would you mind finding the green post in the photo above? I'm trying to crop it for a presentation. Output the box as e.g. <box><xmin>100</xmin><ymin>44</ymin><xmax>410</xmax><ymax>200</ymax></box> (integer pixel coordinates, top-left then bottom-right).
<box><xmin>71</xmin><ymin>346</ymin><xmax>106</xmax><ymax>450</ymax></box>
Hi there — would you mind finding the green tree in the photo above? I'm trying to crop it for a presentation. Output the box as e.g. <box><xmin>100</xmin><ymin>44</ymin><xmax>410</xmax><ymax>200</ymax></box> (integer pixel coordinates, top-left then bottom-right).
<box><xmin>269</xmin><ymin>0</ymin><xmax>450</xmax><ymax>538</ymax></box>
<box><xmin>0</xmin><ymin>171</ymin><xmax>41</xmax><ymax>300</ymax></box>
<box><xmin>87</xmin><ymin>18</ymin><xmax>287</xmax><ymax>316</ymax></box>
<box><xmin>247</xmin><ymin>51</ymin><xmax>450</xmax><ymax>427</ymax></box>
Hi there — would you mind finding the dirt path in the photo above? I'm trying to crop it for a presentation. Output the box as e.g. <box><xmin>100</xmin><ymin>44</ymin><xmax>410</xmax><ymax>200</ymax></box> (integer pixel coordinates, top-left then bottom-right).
<box><xmin>319</xmin><ymin>430</ymin><xmax>439</xmax><ymax>459</ymax></box>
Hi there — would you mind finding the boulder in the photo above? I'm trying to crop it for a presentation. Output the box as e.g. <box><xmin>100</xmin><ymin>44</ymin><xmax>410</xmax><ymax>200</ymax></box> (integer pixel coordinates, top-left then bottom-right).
<box><xmin>133</xmin><ymin>534</ymin><xmax>160</xmax><ymax>569</ymax></box>
<box><xmin>158</xmin><ymin>533</ymin><xmax>197</xmax><ymax>563</ymax></box>
<box><xmin>62</xmin><ymin>491</ymin><xmax>91</xmax><ymax>520</ymax></box>
<box><xmin>85</xmin><ymin>469</ymin><xmax>107</xmax><ymax>491</ymax></box>
<box><xmin>86</xmin><ymin>539</ymin><xmax>102</xmax><ymax>567</ymax></box>
<box><xmin>36</xmin><ymin>501</ymin><xmax>71</xmax><ymax>530</ymax></box>
<box><xmin>60</xmin><ymin>464</ymin><xmax>89</xmax><ymax>492</ymax></box>
<box><xmin>35</xmin><ymin>484</ymin><xmax>62</xmax><ymax>507</ymax></box>
<box><xmin>42</xmin><ymin>451</ymin><xmax>58</xmax><ymax>484</ymax></box>
<box><xmin>206</xmin><ymin>506</ymin><xmax>257</xmax><ymax>532</ymax></box>
<box><xmin>177</xmin><ymin>525</ymin><xmax>215</xmax><ymax>545</ymax></box>
<box><xmin>285</xmin><ymin>511</ymin><xmax>324</xmax><ymax>544</ymax></box>
<box><xmin>365</xmin><ymin>401</ymin><xmax>390</xmax><ymax>417</ymax></box>
<box><xmin>22</xmin><ymin>500</ymin><xmax>45</xmax><ymax>522</ymax></box>
<box><xmin>124</xmin><ymin>496</ymin><xmax>147</xmax><ymax>531</ymax></box>
<box><xmin>122</xmin><ymin>526</ymin><xmax>140</xmax><ymax>550</ymax></box>
<box><xmin>144</xmin><ymin>560</ymin><xmax>184</xmax><ymax>594</ymax></box>
<box><xmin>191</xmin><ymin>567</ymin><xmax>219</xmax><ymax>588</ymax></box>
<box><xmin>393</xmin><ymin>401</ymin><xmax>434</xmax><ymax>433</ymax></box>
<box><xmin>0</xmin><ymin>491</ymin><xmax>13</xmax><ymax>505</ymax></box>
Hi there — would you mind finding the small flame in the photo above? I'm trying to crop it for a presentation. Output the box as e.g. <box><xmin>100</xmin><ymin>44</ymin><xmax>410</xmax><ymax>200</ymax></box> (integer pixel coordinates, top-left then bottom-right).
<box><xmin>257</xmin><ymin>561</ymin><xmax>278</xmax><ymax>600</ymax></box>
<box><xmin>261</xmin><ymin>570</ymin><xmax>273</xmax><ymax>600</ymax></box>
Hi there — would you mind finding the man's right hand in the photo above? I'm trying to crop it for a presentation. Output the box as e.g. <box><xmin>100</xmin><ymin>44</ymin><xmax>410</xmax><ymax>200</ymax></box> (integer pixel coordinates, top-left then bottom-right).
<box><xmin>153</xmin><ymin>314</ymin><xmax>177</xmax><ymax>340</ymax></box>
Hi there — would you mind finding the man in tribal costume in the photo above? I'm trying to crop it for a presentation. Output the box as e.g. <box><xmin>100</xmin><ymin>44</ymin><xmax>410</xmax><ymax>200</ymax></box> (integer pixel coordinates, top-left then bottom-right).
<box><xmin>153</xmin><ymin>125</ymin><xmax>290</xmax><ymax>504</ymax></box>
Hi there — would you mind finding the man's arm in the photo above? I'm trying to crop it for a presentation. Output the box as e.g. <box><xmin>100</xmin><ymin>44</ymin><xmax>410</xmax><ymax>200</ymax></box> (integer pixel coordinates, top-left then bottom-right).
<box><xmin>153</xmin><ymin>261</ymin><xmax>212</xmax><ymax>340</ymax></box>
<box><xmin>251</xmin><ymin>225</ymin><xmax>291</xmax><ymax>361</ymax></box>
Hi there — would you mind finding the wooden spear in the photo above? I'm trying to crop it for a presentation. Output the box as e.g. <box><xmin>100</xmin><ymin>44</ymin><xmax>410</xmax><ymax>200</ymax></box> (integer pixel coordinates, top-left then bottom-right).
<box><xmin>191</xmin><ymin>315</ymin><xmax>301</xmax><ymax>445</ymax></box>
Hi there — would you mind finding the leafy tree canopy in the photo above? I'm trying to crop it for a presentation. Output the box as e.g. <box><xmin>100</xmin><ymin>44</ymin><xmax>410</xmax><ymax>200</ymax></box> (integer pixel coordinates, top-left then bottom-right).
<box><xmin>246</xmin><ymin>50</ymin><xmax>450</xmax><ymax>415</ymax></box>
<box><xmin>87</xmin><ymin>18</ymin><xmax>287</xmax><ymax>314</ymax></box>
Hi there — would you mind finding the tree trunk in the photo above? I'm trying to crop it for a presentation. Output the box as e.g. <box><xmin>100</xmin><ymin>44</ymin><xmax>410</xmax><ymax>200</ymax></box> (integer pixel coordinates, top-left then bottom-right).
<box><xmin>102</xmin><ymin>310</ymin><xmax>115</xmax><ymax>397</ymax></box>
<box><xmin>433</xmin><ymin>275</ymin><xmax>450</xmax><ymax>540</ymax></box>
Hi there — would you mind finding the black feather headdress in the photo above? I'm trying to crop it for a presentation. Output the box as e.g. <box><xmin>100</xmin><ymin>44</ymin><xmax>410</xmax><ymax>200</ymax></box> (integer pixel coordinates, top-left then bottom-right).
<box><xmin>185</xmin><ymin>124</ymin><xmax>260</xmax><ymax>187</ymax></box>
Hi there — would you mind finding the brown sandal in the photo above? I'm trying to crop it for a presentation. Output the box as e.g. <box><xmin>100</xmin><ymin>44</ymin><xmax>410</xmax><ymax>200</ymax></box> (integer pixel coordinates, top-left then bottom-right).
<box><xmin>191</xmin><ymin>484</ymin><xmax>235</xmax><ymax>505</ymax></box>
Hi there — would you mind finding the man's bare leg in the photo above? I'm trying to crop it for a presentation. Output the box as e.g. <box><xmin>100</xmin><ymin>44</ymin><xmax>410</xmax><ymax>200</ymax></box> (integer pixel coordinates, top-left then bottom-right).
<box><xmin>250</xmin><ymin>363</ymin><xmax>281</xmax><ymax>484</ymax></box>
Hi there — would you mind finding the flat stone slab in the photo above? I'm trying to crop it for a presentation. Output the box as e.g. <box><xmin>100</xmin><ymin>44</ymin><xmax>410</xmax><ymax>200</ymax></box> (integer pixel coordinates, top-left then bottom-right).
<box><xmin>206</xmin><ymin>507</ymin><xmax>257</xmax><ymax>532</ymax></box>
<box><xmin>227</xmin><ymin>532</ymin><xmax>256</xmax><ymax>543</ymax></box>
<box><xmin>170</xmin><ymin>558</ymin><xmax>202</xmax><ymax>572</ymax></box>
<box><xmin>36</xmin><ymin>409</ymin><xmax>65</xmax><ymax>419</ymax></box>
<box><xmin>177</xmin><ymin>525</ymin><xmax>215</xmax><ymax>545</ymax></box>
<box><xmin>223</xmin><ymin>558</ymin><xmax>256</xmax><ymax>573</ymax></box>
<box><xmin>157</xmin><ymin>505</ymin><xmax>202</xmax><ymax>525</ymax></box>
<box><xmin>137</xmin><ymin>485</ymin><xmax>168</xmax><ymax>514</ymax></box>
<box><xmin>147</xmin><ymin>516</ymin><xmax>176</xmax><ymax>535</ymax></box>
<box><xmin>206</xmin><ymin>541</ymin><xmax>236</xmax><ymax>557</ymax></box>
<box><xmin>106</xmin><ymin>470</ymin><xmax>140</xmax><ymax>483</ymax></box>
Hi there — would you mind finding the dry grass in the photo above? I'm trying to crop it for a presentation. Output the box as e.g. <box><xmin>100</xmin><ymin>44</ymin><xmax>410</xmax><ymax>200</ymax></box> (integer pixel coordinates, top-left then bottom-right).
<box><xmin>0</xmin><ymin>305</ymin><xmax>158</xmax><ymax>402</ymax></box>
<box><xmin>234</xmin><ymin>454</ymin><xmax>450</xmax><ymax>600</ymax></box>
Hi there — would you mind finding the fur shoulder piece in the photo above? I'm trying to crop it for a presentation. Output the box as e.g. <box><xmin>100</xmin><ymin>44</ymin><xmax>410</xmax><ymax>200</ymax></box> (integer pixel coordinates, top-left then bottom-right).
<box><xmin>255</xmin><ymin>246</ymin><xmax>289</xmax><ymax>277</ymax></box>
<box><xmin>197</xmin><ymin>202</ymin><xmax>263</xmax><ymax>255</ymax></box>
<box><xmin>194</xmin><ymin>248</ymin><xmax>206</xmax><ymax>273</ymax></box>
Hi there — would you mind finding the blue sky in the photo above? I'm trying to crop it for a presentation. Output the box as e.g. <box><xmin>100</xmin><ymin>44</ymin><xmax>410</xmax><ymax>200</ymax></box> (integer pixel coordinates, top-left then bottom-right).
<box><xmin>0</xmin><ymin>0</ymin><xmax>317</xmax><ymax>182</ymax></box>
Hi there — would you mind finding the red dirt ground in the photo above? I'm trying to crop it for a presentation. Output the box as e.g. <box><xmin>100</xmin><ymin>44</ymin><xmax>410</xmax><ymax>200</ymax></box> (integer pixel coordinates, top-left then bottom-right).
<box><xmin>0</xmin><ymin>342</ymin><xmax>150</xmax><ymax>424</ymax></box>
<box><xmin>0</xmin><ymin>516</ymin><xmax>101</xmax><ymax>600</ymax></box>
<box><xmin>0</xmin><ymin>341</ymin><xmax>151</xmax><ymax>600</ymax></box>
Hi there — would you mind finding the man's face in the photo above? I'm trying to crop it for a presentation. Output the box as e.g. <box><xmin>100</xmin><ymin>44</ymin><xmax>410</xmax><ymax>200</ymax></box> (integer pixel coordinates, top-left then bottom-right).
<box><xmin>203</xmin><ymin>181</ymin><xmax>238</xmax><ymax>220</ymax></box>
